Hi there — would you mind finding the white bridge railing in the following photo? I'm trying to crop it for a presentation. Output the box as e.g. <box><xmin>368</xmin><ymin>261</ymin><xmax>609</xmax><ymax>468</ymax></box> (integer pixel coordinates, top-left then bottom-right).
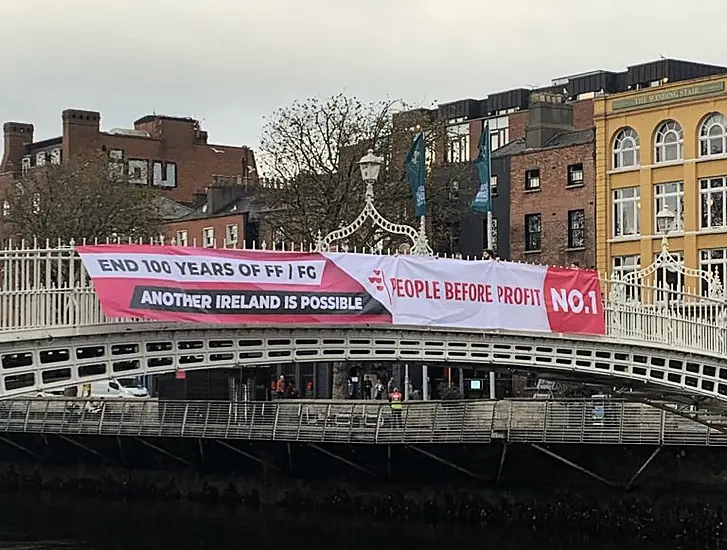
<box><xmin>1</xmin><ymin>240</ymin><xmax>726</xmax><ymax>357</ymax></box>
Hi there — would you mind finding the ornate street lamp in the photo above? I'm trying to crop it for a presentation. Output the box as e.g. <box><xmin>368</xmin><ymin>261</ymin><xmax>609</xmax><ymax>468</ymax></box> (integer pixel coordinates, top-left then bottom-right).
<box><xmin>358</xmin><ymin>149</ymin><xmax>383</xmax><ymax>185</ymax></box>
<box><xmin>656</xmin><ymin>206</ymin><xmax>676</xmax><ymax>237</ymax></box>
<box><xmin>315</xmin><ymin>149</ymin><xmax>432</xmax><ymax>255</ymax></box>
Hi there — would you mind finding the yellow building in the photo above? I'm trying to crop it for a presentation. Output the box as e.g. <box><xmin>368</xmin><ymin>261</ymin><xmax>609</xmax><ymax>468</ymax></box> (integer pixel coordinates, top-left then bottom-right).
<box><xmin>594</xmin><ymin>75</ymin><xmax>727</xmax><ymax>291</ymax></box>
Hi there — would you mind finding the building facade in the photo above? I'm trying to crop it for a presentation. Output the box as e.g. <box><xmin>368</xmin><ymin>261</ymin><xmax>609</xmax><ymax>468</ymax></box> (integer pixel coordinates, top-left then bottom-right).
<box><xmin>0</xmin><ymin>109</ymin><xmax>257</xmax><ymax>205</ymax></box>
<box><xmin>594</xmin><ymin>74</ymin><xmax>727</xmax><ymax>290</ymax></box>
<box><xmin>161</xmin><ymin>184</ymin><xmax>270</xmax><ymax>249</ymax></box>
<box><xmin>404</xmin><ymin>58</ymin><xmax>727</xmax><ymax>258</ymax></box>
<box><xmin>493</xmin><ymin>94</ymin><xmax>596</xmax><ymax>266</ymax></box>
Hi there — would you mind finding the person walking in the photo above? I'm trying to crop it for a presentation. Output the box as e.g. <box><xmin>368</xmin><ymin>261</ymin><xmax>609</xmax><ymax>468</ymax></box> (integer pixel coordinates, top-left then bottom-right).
<box><xmin>389</xmin><ymin>386</ymin><xmax>403</xmax><ymax>428</ymax></box>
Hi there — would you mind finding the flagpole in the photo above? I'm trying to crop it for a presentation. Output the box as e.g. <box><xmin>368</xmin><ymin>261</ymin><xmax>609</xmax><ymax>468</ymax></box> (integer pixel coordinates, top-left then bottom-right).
<box><xmin>486</xmin><ymin>129</ymin><xmax>494</xmax><ymax>253</ymax></box>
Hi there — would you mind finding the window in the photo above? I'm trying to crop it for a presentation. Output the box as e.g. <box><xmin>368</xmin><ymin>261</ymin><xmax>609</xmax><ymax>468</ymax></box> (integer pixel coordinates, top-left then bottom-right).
<box><xmin>50</xmin><ymin>149</ymin><xmax>61</xmax><ymax>165</ymax></box>
<box><xmin>203</xmin><ymin>227</ymin><xmax>214</xmax><ymax>248</ymax></box>
<box><xmin>21</xmin><ymin>157</ymin><xmax>31</xmax><ymax>174</ymax></box>
<box><xmin>654</xmin><ymin>120</ymin><xmax>684</xmax><ymax>163</ymax></box>
<box><xmin>701</xmin><ymin>176</ymin><xmax>727</xmax><ymax>229</ymax></box>
<box><xmin>152</xmin><ymin>161</ymin><xmax>177</xmax><ymax>188</ymax></box>
<box><xmin>655</xmin><ymin>251</ymin><xmax>684</xmax><ymax>303</ymax></box>
<box><xmin>567</xmin><ymin>209</ymin><xmax>585</xmax><ymax>248</ymax></box>
<box><xmin>446</xmin><ymin>121</ymin><xmax>470</xmax><ymax>164</ymax></box>
<box><xmin>699</xmin><ymin>113</ymin><xmax>727</xmax><ymax>157</ymax></box>
<box><xmin>612</xmin><ymin>255</ymin><xmax>641</xmax><ymax>300</ymax></box>
<box><xmin>424</xmin><ymin>130</ymin><xmax>436</xmax><ymax>168</ymax></box>
<box><xmin>613</xmin><ymin>187</ymin><xmax>640</xmax><ymax>237</ymax></box>
<box><xmin>1</xmin><ymin>200</ymin><xmax>9</xmax><ymax>218</ymax></box>
<box><xmin>128</xmin><ymin>160</ymin><xmax>149</xmax><ymax>185</ymax></box>
<box><xmin>490</xmin><ymin>175</ymin><xmax>498</xmax><ymax>196</ymax></box>
<box><xmin>612</xmin><ymin>255</ymin><xmax>641</xmax><ymax>279</ymax></box>
<box><xmin>525</xmin><ymin>213</ymin><xmax>541</xmax><ymax>252</ymax></box>
<box><xmin>109</xmin><ymin>149</ymin><xmax>124</xmax><ymax>160</ymax></box>
<box><xmin>654</xmin><ymin>181</ymin><xmax>684</xmax><ymax>232</ymax></box>
<box><xmin>613</xmin><ymin>127</ymin><xmax>641</xmax><ymax>169</ymax></box>
<box><xmin>176</xmin><ymin>230</ymin><xmax>188</xmax><ymax>247</ymax></box>
<box><xmin>35</xmin><ymin>152</ymin><xmax>47</xmax><ymax>167</ymax></box>
<box><xmin>226</xmin><ymin>224</ymin><xmax>239</xmax><ymax>246</ymax></box>
<box><xmin>484</xmin><ymin>116</ymin><xmax>509</xmax><ymax>151</ymax></box>
<box><xmin>700</xmin><ymin>248</ymin><xmax>727</xmax><ymax>296</ymax></box>
<box><xmin>567</xmin><ymin>163</ymin><xmax>584</xmax><ymax>186</ymax></box>
<box><xmin>525</xmin><ymin>169</ymin><xmax>540</xmax><ymax>190</ymax></box>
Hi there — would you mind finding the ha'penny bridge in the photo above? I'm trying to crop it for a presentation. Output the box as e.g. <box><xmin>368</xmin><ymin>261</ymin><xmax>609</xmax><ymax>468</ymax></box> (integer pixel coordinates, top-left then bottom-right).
<box><xmin>1</xmin><ymin>239</ymin><xmax>727</xmax><ymax>490</ymax></box>
<box><xmin>2</xmin><ymin>150</ymin><xmax>727</xmax><ymax>488</ymax></box>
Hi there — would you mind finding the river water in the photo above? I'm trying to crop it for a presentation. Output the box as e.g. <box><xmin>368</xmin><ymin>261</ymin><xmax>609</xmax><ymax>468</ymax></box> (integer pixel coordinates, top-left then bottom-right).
<box><xmin>0</xmin><ymin>496</ymin><xmax>694</xmax><ymax>550</ymax></box>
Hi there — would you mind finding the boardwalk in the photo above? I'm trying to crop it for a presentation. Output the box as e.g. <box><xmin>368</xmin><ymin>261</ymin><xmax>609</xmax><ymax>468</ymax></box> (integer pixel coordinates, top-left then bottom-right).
<box><xmin>0</xmin><ymin>398</ymin><xmax>723</xmax><ymax>447</ymax></box>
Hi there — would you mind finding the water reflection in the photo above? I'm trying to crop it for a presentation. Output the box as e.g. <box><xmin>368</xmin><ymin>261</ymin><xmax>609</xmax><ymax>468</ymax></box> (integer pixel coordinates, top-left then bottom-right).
<box><xmin>0</xmin><ymin>496</ymin><xmax>694</xmax><ymax>550</ymax></box>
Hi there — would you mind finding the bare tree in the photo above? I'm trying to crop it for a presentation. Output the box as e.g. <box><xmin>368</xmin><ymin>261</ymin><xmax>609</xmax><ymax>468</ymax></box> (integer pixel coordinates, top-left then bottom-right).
<box><xmin>258</xmin><ymin>93</ymin><xmax>471</xmax><ymax>251</ymax></box>
<box><xmin>2</xmin><ymin>150</ymin><xmax>160</xmax><ymax>243</ymax></box>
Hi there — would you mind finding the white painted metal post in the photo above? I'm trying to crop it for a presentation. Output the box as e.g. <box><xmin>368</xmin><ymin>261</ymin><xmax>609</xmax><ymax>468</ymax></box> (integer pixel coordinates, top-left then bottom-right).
<box><xmin>422</xmin><ymin>365</ymin><xmax>429</xmax><ymax>401</ymax></box>
<box><xmin>486</xmin><ymin>211</ymin><xmax>494</xmax><ymax>251</ymax></box>
<box><xmin>404</xmin><ymin>363</ymin><xmax>410</xmax><ymax>401</ymax></box>
<box><xmin>489</xmin><ymin>371</ymin><xmax>496</xmax><ymax>400</ymax></box>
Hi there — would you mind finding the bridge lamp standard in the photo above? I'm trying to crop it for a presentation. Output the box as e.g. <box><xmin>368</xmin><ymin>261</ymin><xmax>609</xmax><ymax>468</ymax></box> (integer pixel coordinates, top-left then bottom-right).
<box><xmin>358</xmin><ymin>149</ymin><xmax>383</xmax><ymax>188</ymax></box>
<box><xmin>656</xmin><ymin>206</ymin><xmax>676</xmax><ymax>249</ymax></box>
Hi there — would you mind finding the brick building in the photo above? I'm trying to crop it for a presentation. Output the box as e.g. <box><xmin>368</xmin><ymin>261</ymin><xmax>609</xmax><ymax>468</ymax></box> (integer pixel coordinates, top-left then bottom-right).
<box><xmin>398</xmin><ymin>58</ymin><xmax>727</xmax><ymax>259</ymax></box>
<box><xmin>0</xmin><ymin>109</ymin><xmax>257</xmax><ymax>205</ymax></box>
<box><xmin>495</xmin><ymin>94</ymin><xmax>596</xmax><ymax>266</ymax></box>
<box><xmin>162</xmin><ymin>184</ymin><xmax>271</xmax><ymax>249</ymax></box>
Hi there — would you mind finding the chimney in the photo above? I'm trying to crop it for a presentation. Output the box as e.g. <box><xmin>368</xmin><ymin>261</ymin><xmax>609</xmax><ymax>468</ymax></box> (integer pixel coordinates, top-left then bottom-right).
<box><xmin>525</xmin><ymin>93</ymin><xmax>574</xmax><ymax>149</ymax></box>
<box><xmin>62</xmin><ymin>109</ymin><xmax>100</xmax><ymax>158</ymax></box>
<box><xmin>1</xmin><ymin>122</ymin><xmax>34</xmax><ymax>174</ymax></box>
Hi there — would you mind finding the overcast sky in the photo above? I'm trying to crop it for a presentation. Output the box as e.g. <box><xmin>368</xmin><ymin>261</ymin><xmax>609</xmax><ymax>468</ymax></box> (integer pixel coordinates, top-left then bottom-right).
<box><xmin>0</xmin><ymin>0</ymin><xmax>723</xmax><ymax>155</ymax></box>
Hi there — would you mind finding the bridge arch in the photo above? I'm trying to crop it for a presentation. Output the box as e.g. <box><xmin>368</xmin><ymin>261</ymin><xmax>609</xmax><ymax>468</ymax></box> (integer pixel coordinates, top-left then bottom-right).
<box><xmin>1</xmin><ymin>323</ymin><xmax>726</xmax><ymax>402</ymax></box>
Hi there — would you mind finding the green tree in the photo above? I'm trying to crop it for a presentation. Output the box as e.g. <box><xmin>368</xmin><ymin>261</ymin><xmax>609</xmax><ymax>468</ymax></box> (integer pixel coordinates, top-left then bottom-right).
<box><xmin>2</xmin><ymin>150</ymin><xmax>160</xmax><ymax>243</ymax></box>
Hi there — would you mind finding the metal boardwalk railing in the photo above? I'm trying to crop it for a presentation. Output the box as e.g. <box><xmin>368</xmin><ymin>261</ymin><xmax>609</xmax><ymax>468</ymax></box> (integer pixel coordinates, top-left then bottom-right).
<box><xmin>0</xmin><ymin>398</ymin><xmax>724</xmax><ymax>447</ymax></box>
<box><xmin>2</xmin><ymin>241</ymin><xmax>726</xmax><ymax>359</ymax></box>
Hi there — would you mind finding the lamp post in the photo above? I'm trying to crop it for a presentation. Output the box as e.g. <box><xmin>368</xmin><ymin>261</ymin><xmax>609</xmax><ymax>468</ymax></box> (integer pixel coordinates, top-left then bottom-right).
<box><xmin>314</xmin><ymin>149</ymin><xmax>432</xmax><ymax>255</ymax></box>
<box><xmin>358</xmin><ymin>149</ymin><xmax>383</xmax><ymax>199</ymax></box>
<box><xmin>655</xmin><ymin>206</ymin><xmax>676</xmax><ymax>251</ymax></box>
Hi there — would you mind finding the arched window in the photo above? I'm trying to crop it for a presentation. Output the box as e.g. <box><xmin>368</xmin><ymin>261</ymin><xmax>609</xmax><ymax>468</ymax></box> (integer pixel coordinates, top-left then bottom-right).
<box><xmin>612</xmin><ymin>127</ymin><xmax>640</xmax><ymax>169</ymax></box>
<box><xmin>654</xmin><ymin>120</ymin><xmax>683</xmax><ymax>163</ymax></box>
<box><xmin>699</xmin><ymin>113</ymin><xmax>727</xmax><ymax>157</ymax></box>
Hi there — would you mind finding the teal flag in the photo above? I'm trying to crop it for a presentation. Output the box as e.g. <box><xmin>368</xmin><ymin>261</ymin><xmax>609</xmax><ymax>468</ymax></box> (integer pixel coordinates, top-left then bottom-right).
<box><xmin>404</xmin><ymin>132</ymin><xmax>427</xmax><ymax>217</ymax></box>
<box><xmin>471</xmin><ymin>122</ymin><xmax>492</xmax><ymax>213</ymax></box>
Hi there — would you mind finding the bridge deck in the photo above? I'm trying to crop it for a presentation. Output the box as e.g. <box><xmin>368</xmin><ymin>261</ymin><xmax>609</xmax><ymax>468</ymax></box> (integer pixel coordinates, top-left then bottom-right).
<box><xmin>0</xmin><ymin>398</ymin><xmax>723</xmax><ymax>447</ymax></box>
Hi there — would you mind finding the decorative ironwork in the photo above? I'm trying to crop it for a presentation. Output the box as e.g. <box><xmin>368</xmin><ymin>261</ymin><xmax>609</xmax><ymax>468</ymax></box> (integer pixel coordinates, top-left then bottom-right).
<box><xmin>314</xmin><ymin>149</ymin><xmax>432</xmax><ymax>255</ymax></box>
<box><xmin>2</xmin><ymin>324</ymin><xmax>727</xmax><ymax>401</ymax></box>
<box><xmin>610</xmin><ymin>237</ymin><xmax>725</xmax><ymax>303</ymax></box>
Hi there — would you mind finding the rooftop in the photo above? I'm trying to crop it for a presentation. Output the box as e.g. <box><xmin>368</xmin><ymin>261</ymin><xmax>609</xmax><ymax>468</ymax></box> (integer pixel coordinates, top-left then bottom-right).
<box><xmin>494</xmin><ymin>128</ymin><xmax>595</xmax><ymax>158</ymax></box>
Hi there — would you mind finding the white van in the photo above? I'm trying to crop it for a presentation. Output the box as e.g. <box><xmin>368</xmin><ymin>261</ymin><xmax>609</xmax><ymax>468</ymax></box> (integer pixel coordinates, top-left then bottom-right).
<box><xmin>78</xmin><ymin>380</ymin><xmax>148</xmax><ymax>399</ymax></box>
<box><xmin>117</xmin><ymin>377</ymin><xmax>150</xmax><ymax>398</ymax></box>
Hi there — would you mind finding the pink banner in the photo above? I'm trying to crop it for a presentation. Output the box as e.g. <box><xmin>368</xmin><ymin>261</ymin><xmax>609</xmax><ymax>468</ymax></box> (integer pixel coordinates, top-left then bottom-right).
<box><xmin>76</xmin><ymin>245</ymin><xmax>606</xmax><ymax>335</ymax></box>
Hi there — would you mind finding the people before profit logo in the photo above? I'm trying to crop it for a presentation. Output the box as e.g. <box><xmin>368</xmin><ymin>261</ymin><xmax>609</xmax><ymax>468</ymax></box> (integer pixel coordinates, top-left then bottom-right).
<box><xmin>367</xmin><ymin>268</ymin><xmax>393</xmax><ymax>305</ymax></box>
<box><xmin>368</xmin><ymin>268</ymin><xmax>385</xmax><ymax>291</ymax></box>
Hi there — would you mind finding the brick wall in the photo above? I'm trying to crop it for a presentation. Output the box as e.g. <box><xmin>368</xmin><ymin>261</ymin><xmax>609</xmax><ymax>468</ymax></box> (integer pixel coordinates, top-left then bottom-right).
<box><xmin>1</xmin><ymin>110</ymin><xmax>257</xmax><ymax>205</ymax></box>
<box><xmin>573</xmin><ymin>99</ymin><xmax>594</xmax><ymax>130</ymax></box>
<box><xmin>163</xmin><ymin>214</ymin><xmax>246</xmax><ymax>248</ymax></box>
<box><xmin>509</xmin><ymin>111</ymin><xmax>528</xmax><ymax>141</ymax></box>
<box><xmin>509</xmin><ymin>141</ymin><xmax>596</xmax><ymax>267</ymax></box>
